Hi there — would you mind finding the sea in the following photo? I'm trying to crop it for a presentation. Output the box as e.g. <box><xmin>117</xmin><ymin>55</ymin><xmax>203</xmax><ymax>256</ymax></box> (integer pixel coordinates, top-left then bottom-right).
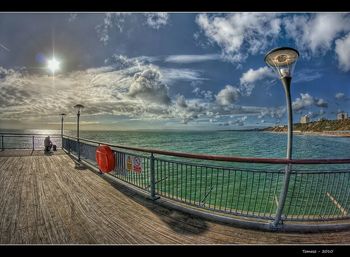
<box><xmin>2</xmin><ymin>128</ymin><xmax>349</xmax><ymax>215</ymax></box>
<box><xmin>2</xmin><ymin>128</ymin><xmax>350</xmax><ymax>159</ymax></box>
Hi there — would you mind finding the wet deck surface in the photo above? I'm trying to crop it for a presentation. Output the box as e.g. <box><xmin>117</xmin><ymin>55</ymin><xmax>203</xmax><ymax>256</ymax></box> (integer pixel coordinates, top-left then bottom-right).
<box><xmin>0</xmin><ymin>150</ymin><xmax>350</xmax><ymax>244</ymax></box>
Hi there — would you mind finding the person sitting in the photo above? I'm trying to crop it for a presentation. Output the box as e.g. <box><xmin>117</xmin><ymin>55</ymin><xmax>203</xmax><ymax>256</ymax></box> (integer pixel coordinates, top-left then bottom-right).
<box><xmin>44</xmin><ymin>136</ymin><xmax>53</xmax><ymax>152</ymax></box>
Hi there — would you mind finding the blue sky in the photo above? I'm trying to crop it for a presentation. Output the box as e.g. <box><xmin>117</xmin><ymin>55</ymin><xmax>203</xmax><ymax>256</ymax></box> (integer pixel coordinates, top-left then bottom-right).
<box><xmin>0</xmin><ymin>12</ymin><xmax>350</xmax><ymax>130</ymax></box>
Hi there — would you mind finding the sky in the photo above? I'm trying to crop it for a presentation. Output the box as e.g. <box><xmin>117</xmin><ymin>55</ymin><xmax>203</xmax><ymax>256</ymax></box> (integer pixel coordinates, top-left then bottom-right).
<box><xmin>0</xmin><ymin>12</ymin><xmax>350</xmax><ymax>131</ymax></box>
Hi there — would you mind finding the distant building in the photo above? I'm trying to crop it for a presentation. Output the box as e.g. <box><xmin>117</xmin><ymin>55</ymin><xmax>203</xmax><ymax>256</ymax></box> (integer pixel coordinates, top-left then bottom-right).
<box><xmin>337</xmin><ymin>112</ymin><xmax>348</xmax><ymax>120</ymax></box>
<box><xmin>300</xmin><ymin>115</ymin><xmax>310</xmax><ymax>124</ymax></box>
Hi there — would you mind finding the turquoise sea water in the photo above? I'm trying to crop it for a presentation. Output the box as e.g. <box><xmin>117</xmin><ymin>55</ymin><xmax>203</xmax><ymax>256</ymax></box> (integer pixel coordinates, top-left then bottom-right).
<box><xmin>2</xmin><ymin>129</ymin><xmax>350</xmax><ymax>218</ymax></box>
<box><xmin>2</xmin><ymin>129</ymin><xmax>350</xmax><ymax>159</ymax></box>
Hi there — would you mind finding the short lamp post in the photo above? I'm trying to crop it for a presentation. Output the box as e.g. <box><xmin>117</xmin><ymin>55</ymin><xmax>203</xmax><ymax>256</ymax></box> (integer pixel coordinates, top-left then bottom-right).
<box><xmin>265</xmin><ymin>47</ymin><xmax>299</xmax><ymax>228</ymax></box>
<box><xmin>60</xmin><ymin>113</ymin><xmax>66</xmax><ymax>149</ymax></box>
<box><xmin>74</xmin><ymin>104</ymin><xmax>84</xmax><ymax>162</ymax></box>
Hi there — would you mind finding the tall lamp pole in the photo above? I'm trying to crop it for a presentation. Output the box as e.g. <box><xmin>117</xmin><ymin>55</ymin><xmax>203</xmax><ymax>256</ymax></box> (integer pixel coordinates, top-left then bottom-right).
<box><xmin>60</xmin><ymin>113</ymin><xmax>66</xmax><ymax>149</ymax></box>
<box><xmin>265</xmin><ymin>47</ymin><xmax>299</xmax><ymax>228</ymax></box>
<box><xmin>74</xmin><ymin>104</ymin><xmax>84</xmax><ymax>162</ymax></box>
<box><xmin>60</xmin><ymin>113</ymin><xmax>66</xmax><ymax>138</ymax></box>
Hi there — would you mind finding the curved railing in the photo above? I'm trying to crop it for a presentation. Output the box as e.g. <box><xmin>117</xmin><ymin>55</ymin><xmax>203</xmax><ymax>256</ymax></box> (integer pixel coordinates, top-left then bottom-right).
<box><xmin>61</xmin><ymin>135</ymin><xmax>350</xmax><ymax>230</ymax></box>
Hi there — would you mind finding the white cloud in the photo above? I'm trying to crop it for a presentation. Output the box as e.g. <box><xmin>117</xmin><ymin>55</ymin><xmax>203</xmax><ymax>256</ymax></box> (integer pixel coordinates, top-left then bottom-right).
<box><xmin>315</xmin><ymin>98</ymin><xmax>328</xmax><ymax>108</ymax></box>
<box><xmin>96</xmin><ymin>13</ymin><xmax>131</xmax><ymax>44</ymax></box>
<box><xmin>128</xmin><ymin>68</ymin><xmax>171</xmax><ymax>105</ymax></box>
<box><xmin>160</xmin><ymin>68</ymin><xmax>207</xmax><ymax>84</ymax></box>
<box><xmin>335</xmin><ymin>33</ymin><xmax>350</xmax><ymax>72</ymax></box>
<box><xmin>165</xmin><ymin>54</ymin><xmax>221</xmax><ymax>63</ymax></box>
<box><xmin>195</xmin><ymin>13</ymin><xmax>281</xmax><ymax>63</ymax></box>
<box><xmin>239</xmin><ymin>66</ymin><xmax>275</xmax><ymax>96</ymax></box>
<box><xmin>215</xmin><ymin>85</ymin><xmax>240</xmax><ymax>106</ymax></box>
<box><xmin>292</xmin><ymin>93</ymin><xmax>315</xmax><ymax>111</ymax></box>
<box><xmin>292</xmin><ymin>93</ymin><xmax>328</xmax><ymax>111</ymax></box>
<box><xmin>335</xmin><ymin>92</ymin><xmax>345</xmax><ymax>99</ymax></box>
<box><xmin>293</xmin><ymin>69</ymin><xmax>323</xmax><ymax>83</ymax></box>
<box><xmin>284</xmin><ymin>13</ymin><xmax>350</xmax><ymax>56</ymax></box>
<box><xmin>144</xmin><ymin>13</ymin><xmax>169</xmax><ymax>29</ymax></box>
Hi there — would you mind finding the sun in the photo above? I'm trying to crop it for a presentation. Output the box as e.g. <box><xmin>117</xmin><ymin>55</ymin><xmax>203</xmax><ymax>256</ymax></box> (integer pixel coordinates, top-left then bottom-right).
<box><xmin>47</xmin><ymin>57</ymin><xmax>60</xmax><ymax>73</ymax></box>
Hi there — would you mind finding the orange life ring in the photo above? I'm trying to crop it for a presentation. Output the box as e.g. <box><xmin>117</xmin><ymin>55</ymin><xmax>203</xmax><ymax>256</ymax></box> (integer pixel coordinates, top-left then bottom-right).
<box><xmin>96</xmin><ymin>145</ymin><xmax>115</xmax><ymax>173</ymax></box>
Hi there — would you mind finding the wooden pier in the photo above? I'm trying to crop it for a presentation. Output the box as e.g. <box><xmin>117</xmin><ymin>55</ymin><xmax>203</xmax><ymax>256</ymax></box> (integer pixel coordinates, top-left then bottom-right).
<box><xmin>0</xmin><ymin>150</ymin><xmax>350</xmax><ymax>244</ymax></box>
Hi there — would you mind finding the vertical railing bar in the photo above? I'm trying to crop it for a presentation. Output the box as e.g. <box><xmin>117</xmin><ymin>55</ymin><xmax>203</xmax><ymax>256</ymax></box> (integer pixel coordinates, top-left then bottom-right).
<box><xmin>324</xmin><ymin>171</ymin><xmax>338</xmax><ymax>218</ymax></box>
<box><xmin>289</xmin><ymin>171</ymin><xmax>300</xmax><ymax>220</ymax></box>
<box><xmin>167</xmin><ymin>160</ymin><xmax>171</xmax><ymax>198</ymax></box>
<box><xmin>318</xmin><ymin>173</ymin><xmax>330</xmax><ymax>218</ymax></box>
<box><xmin>1</xmin><ymin>135</ymin><xmax>4</xmax><ymax>151</ymax></box>
<box><xmin>165</xmin><ymin>160</ymin><xmax>168</xmax><ymax>197</ymax></box>
<box><xmin>199</xmin><ymin>165</ymin><xmax>203</xmax><ymax>207</ymax></box>
<box><xmin>334</xmin><ymin>171</ymin><xmax>348</xmax><ymax>218</ymax></box>
<box><xmin>264</xmin><ymin>173</ymin><xmax>280</xmax><ymax>217</ymax></box>
<box><xmin>246</xmin><ymin>171</ymin><xmax>255</xmax><ymax>216</ymax></box>
<box><xmin>185</xmin><ymin>164</ymin><xmax>188</xmax><ymax>203</ymax></box>
<box><xmin>219</xmin><ymin>168</ymin><xmax>225</xmax><ymax>211</ymax></box>
<box><xmin>150</xmin><ymin>153</ymin><xmax>156</xmax><ymax>200</ymax></box>
<box><xmin>314</xmin><ymin>172</ymin><xmax>327</xmax><ymax>220</ymax></box>
<box><xmin>300</xmin><ymin>172</ymin><xmax>310</xmax><ymax>220</ymax></box>
<box><xmin>180</xmin><ymin>163</ymin><xmax>183</xmax><ymax>201</ymax></box>
<box><xmin>252</xmin><ymin>171</ymin><xmax>262</xmax><ymax>215</ymax></box>
<box><xmin>224</xmin><ymin>169</ymin><xmax>231</xmax><ymax>212</ymax></box>
<box><xmin>230</xmin><ymin>170</ymin><xmax>237</xmax><ymax>213</ymax></box>
<box><xmin>242</xmin><ymin>171</ymin><xmax>249</xmax><ymax>214</ymax></box>
<box><xmin>213</xmin><ymin>167</ymin><xmax>220</xmax><ymax>210</ymax></box>
<box><xmin>32</xmin><ymin>135</ymin><xmax>35</xmax><ymax>151</ymax></box>
<box><xmin>303</xmin><ymin>172</ymin><xmax>315</xmax><ymax>220</ymax></box>
<box><xmin>308</xmin><ymin>172</ymin><xmax>321</xmax><ymax>219</ymax></box>
<box><xmin>189</xmin><ymin>164</ymin><xmax>192</xmax><ymax>204</ymax></box>
<box><xmin>321</xmin><ymin>172</ymin><xmax>335</xmax><ymax>219</ymax></box>
<box><xmin>203</xmin><ymin>166</ymin><xmax>208</xmax><ymax>207</ymax></box>
<box><xmin>194</xmin><ymin>165</ymin><xmax>198</xmax><ymax>205</ymax></box>
<box><xmin>259</xmin><ymin>172</ymin><xmax>268</xmax><ymax>217</ymax></box>
<box><xmin>342</xmin><ymin>173</ymin><xmax>350</xmax><ymax>218</ymax></box>
<box><xmin>176</xmin><ymin>162</ymin><xmax>179</xmax><ymax>201</ymax></box>
<box><xmin>268</xmin><ymin>173</ymin><xmax>278</xmax><ymax>217</ymax></box>
<box><xmin>237</xmin><ymin>170</ymin><xmax>243</xmax><ymax>214</ymax></box>
<box><xmin>209</xmin><ymin>167</ymin><xmax>214</xmax><ymax>209</ymax></box>
<box><xmin>172</xmin><ymin>161</ymin><xmax>175</xmax><ymax>200</ymax></box>
<box><xmin>330</xmin><ymin>172</ymin><xmax>346</xmax><ymax>218</ymax></box>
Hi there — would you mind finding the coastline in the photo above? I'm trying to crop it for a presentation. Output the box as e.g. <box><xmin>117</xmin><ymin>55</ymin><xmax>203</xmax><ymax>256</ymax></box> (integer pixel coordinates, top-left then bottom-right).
<box><xmin>266</xmin><ymin>130</ymin><xmax>350</xmax><ymax>137</ymax></box>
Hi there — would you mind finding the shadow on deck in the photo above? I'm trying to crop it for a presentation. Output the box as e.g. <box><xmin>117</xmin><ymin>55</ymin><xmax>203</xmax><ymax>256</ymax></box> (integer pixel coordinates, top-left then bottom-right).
<box><xmin>1</xmin><ymin>150</ymin><xmax>350</xmax><ymax>244</ymax></box>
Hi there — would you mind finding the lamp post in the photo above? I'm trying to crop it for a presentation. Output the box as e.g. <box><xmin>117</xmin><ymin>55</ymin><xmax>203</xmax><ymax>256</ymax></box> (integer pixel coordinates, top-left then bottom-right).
<box><xmin>60</xmin><ymin>113</ymin><xmax>66</xmax><ymax>149</ymax></box>
<box><xmin>74</xmin><ymin>104</ymin><xmax>84</xmax><ymax>162</ymax></box>
<box><xmin>265</xmin><ymin>47</ymin><xmax>299</xmax><ymax>228</ymax></box>
<box><xmin>60</xmin><ymin>113</ymin><xmax>66</xmax><ymax>138</ymax></box>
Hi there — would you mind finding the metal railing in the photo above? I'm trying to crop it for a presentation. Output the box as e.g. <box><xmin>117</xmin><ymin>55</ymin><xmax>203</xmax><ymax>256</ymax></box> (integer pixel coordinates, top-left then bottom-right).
<box><xmin>0</xmin><ymin>133</ymin><xmax>62</xmax><ymax>150</ymax></box>
<box><xmin>61</xmin><ymin>135</ymin><xmax>350</xmax><ymax>228</ymax></box>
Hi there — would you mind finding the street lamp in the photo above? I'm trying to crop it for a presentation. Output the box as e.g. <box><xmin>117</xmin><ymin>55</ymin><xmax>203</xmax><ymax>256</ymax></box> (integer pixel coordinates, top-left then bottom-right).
<box><xmin>265</xmin><ymin>47</ymin><xmax>299</xmax><ymax>228</ymax></box>
<box><xmin>60</xmin><ymin>113</ymin><xmax>66</xmax><ymax>149</ymax></box>
<box><xmin>60</xmin><ymin>113</ymin><xmax>66</xmax><ymax>138</ymax></box>
<box><xmin>74</xmin><ymin>104</ymin><xmax>84</xmax><ymax>162</ymax></box>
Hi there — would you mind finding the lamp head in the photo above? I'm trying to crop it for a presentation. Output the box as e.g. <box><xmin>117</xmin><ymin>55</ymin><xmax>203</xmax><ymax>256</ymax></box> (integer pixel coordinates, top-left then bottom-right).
<box><xmin>264</xmin><ymin>47</ymin><xmax>299</xmax><ymax>79</ymax></box>
<box><xmin>74</xmin><ymin>104</ymin><xmax>84</xmax><ymax>114</ymax></box>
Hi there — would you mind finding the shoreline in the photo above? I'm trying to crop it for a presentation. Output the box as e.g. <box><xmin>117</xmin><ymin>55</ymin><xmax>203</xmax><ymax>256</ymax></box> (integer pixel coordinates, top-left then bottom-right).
<box><xmin>265</xmin><ymin>130</ymin><xmax>350</xmax><ymax>137</ymax></box>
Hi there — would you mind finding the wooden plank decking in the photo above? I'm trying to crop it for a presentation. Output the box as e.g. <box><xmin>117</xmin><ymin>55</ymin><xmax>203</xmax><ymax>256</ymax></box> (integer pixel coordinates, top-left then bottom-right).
<box><xmin>0</xmin><ymin>150</ymin><xmax>350</xmax><ymax>244</ymax></box>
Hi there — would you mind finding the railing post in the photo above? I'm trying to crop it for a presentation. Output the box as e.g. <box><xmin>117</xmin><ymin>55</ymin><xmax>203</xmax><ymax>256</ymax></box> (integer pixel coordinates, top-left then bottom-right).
<box><xmin>32</xmin><ymin>136</ymin><xmax>35</xmax><ymax>151</ymax></box>
<box><xmin>150</xmin><ymin>153</ymin><xmax>158</xmax><ymax>200</ymax></box>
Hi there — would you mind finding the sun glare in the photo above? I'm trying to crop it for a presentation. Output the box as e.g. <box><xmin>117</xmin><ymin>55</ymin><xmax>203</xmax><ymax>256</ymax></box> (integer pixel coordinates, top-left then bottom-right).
<box><xmin>47</xmin><ymin>58</ymin><xmax>60</xmax><ymax>73</ymax></box>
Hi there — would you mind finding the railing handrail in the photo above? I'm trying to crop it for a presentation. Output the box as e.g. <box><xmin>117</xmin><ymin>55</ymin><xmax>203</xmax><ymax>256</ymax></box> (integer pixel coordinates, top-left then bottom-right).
<box><xmin>62</xmin><ymin>134</ymin><xmax>350</xmax><ymax>165</ymax></box>
<box><xmin>0</xmin><ymin>132</ymin><xmax>61</xmax><ymax>137</ymax></box>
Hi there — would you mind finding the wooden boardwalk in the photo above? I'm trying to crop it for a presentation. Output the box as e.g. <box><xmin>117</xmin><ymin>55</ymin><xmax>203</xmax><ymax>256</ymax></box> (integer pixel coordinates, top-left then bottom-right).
<box><xmin>0</xmin><ymin>150</ymin><xmax>350</xmax><ymax>244</ymax></box>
